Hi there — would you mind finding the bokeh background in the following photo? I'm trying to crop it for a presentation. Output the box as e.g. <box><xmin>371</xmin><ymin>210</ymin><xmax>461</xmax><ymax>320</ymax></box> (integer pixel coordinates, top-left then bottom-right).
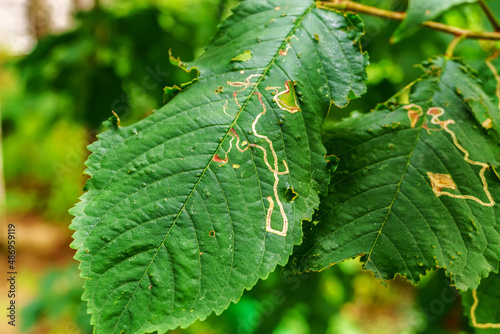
<box><xmin>0</xmin><ymin>0</ymin><xmax>498</xmax><ymax>333</ymax></box>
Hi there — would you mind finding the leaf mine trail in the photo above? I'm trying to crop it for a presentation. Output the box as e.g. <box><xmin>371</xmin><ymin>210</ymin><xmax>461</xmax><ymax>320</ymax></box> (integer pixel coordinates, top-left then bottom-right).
<box><xmin>406</xmin><ymin>104</ymin><xmax>495</xmax><ymax>207</ymax></box>
<box><xmin>470</xmin><ymin>289</ymin><xmax>500</xmax><ymax>329</ymax></box>
<box><xmin>213</xmin><ymin>74</ymin><xmax>301</xmax><ymax>236</ymax></box>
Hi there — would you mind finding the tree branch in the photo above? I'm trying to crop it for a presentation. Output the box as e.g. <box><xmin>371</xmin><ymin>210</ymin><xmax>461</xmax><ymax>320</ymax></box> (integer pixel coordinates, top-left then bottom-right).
<box><xmin>446</xmin><ymin>34</ymin><xmax>466</xmax><ymax>57</ymax></box>
<box><xmin>478</xmin><ymin>0</ymin><xmax>500</xmax><ymax>32</ymax></box>
<box><xmin>317</xmin><ymin>0</ymin><xmax>500</xmax><ymax>41</ymax></box>
<box><xmin>318</xmin><ymin>0</ymin><xmax>405</xmax><ymax>20</ymax></box>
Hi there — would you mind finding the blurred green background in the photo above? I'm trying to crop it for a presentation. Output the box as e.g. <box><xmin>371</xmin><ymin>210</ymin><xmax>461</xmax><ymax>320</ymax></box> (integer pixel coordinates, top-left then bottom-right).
<box><xmin>0</xmin><ymin>0</ymin><xmax>498</xmax><ymax>333</ymax></box>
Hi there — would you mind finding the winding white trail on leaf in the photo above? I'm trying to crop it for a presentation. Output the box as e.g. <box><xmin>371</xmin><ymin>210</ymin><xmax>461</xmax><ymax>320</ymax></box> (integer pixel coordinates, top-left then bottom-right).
<box><xmin>405</xmin><ymin>104</ymin><xmax>495</xmax><ymax>207</ymax></box>
<box><xmin>426</xmin><ymin>107</ymin><xmax>495</xmax><ymax>207</ymax></box>
<box><xmin>213</xmin><ymin>74</ymin><xmax>299</xmax><ymax>236</ymax></box>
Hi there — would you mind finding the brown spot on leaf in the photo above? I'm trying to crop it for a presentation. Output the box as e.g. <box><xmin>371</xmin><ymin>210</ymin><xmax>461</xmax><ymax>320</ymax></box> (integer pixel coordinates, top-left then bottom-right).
<box><xmin>482</xmin><ymin>118</ymin><xmax>493</xmax><ymax>129</ymax></box>
<box><xmin>428</xmin><ymin>172</ymin><xmax>457</xmax><ymax>192</ymax></box>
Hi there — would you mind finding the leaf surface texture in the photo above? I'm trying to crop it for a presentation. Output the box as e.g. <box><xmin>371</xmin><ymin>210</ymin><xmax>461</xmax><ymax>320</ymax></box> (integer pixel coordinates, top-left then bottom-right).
<box><xmin>291</xmin><ymin>57</ymin><xmax>500</xmax><ymax>291</ymax></box>
<box><xmin>70</xmin><ymin>1</ymin><xmax>368</xmax><ymax>332</ymax></box>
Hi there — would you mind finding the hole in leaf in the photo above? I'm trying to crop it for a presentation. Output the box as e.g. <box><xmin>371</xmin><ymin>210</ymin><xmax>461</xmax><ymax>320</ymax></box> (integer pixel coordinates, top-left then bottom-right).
<box><xmin>284</xmin><ymin>187</ymin><xmax>298</xmax><ymax>202</ymax></box>
<box><xmin>326</xmin><ymin>155</ymin><xmax>340</xmax><ymax>175</ymax></box>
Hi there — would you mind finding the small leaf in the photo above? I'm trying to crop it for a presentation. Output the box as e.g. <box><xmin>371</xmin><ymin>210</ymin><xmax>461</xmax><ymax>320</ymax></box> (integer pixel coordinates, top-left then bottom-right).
<box><xmin>391</xmin><ymin>0</ymin><xmax>477</xmax><ymax>43</ymax></box>
<box><xmin>290</xmin><ymin>56</ymin><xmax>500</xmax><ymax>291</ymax></box>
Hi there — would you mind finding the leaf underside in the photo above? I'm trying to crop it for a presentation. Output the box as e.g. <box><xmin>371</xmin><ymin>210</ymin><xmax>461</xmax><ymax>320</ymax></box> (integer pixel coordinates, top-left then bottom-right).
<box><xmin>290</xmin><ymin>56</ymin><xmax>500</xmax><ymax>291</ymax></box>
<box><xmin>70</xmin><ymin>0</ymin><xmax>368</xmax><ymax>333</ymax></box>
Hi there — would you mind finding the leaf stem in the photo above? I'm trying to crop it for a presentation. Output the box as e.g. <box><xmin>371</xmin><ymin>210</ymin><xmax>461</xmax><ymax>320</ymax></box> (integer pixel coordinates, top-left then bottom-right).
<box><xmin>446</xmin><ymin>34</ymin><xmax>467</xmax><ymax>57</ymax></box>
<box><xmin>478</xmin><ymin>0</ymin><xmax>500</xmax><ymax>32</ymax></box>
<box><xmin>316</xmin><ymin>0</ymin><xmax>500</xmax><ymax>41</ymax></box>
<box><xmin>485</xmin><ymin>50</ymin><xmax>500</xmax><ymax>109</ymax></box>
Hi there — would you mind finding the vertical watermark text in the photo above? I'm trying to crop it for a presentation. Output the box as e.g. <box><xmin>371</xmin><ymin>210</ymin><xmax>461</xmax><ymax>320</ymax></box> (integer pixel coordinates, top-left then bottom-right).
<box><xmin>6</xmin><ymin>223</ymin><xmax>16</xmax><ymax>327</ymax></box>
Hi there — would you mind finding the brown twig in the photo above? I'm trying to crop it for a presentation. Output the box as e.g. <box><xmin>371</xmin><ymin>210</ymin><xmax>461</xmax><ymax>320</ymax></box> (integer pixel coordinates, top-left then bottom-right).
<box><xmin>317</xmin><ymin>0</ymin><xmax>500</xmax><ymax>41</ymax></box>
<box><xmin>446</xmin><ymin>34</ymin><xmax>467</xmax><ymax>57</ymax></box>
<box><xmin>478</xmin><ymin>0</ymin><xmax>500</xmax><ymax>32</ymax></box>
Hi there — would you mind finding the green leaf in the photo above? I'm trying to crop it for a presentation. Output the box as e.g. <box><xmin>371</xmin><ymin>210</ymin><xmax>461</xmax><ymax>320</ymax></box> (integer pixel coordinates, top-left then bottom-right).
<box><xmin>231</xmin><ymin>50</ymin><xmax>253</xmax><ymax>62</ymax></box>
<box><xmin>391</xmin><ymin>0</ymin><xmax>477</xmax><ymax>43</ymax></box>
<box><xmin>462</xmin><ymin>272</ymin><xmax>500</xmax><ymax>333</ymax></box>
<box><xmin>477</xmin><ymin>53</ymin><xmax>500</xmax><ymax>124</ymax></box>
<box><xmin>458</xmin><ymin>54</ymin><xmax>500</xmax><ymax>141</ymax></box>
<box><xmin>70</xmin><ymin>0</ymin><xmax>368</xmax><ymax>333</ymax></box>
<box><xmin>290</xmin><ymin>56</ymin><xmax>500</xmax><ymax>291</ymax></box>
<box><xmin>487</xmin><ymin>1</ymin><xmax>500</xmax><ymax>28</ymax></box>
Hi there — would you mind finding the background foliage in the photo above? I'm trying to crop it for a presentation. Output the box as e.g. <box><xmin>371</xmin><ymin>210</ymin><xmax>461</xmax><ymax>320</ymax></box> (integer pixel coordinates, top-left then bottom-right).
<box><xmin>1</xmin><ymin>0</ymin><xmax>499</xmax><ymax>333</ymax></box>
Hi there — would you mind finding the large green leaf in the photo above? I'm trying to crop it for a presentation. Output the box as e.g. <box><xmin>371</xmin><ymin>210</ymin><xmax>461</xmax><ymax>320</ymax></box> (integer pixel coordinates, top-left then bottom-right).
<box><xmin>391</xmin><ymin>0</ymin><xmax>477</xmax><ymax>43</ymax></box>
<box><xmin>69</xmin><ymin>0</ymin><xmax>368</xmax><ymax>333</ymax></box>
<box><xmin>289</xmin><ymin>56</ymin><xmax>500</xmax><ymax>291</ymax></box>
<box><xmin>462</xmin><ymin>272</ymin><xmax>500</xmax><ymax>333</ymax></box>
